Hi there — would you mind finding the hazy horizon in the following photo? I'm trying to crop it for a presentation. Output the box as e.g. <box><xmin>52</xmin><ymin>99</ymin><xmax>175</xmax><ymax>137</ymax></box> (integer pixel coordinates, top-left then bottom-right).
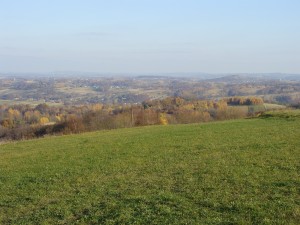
<box><xmin>1</xmin><ymin>0</ymin><xmax>299</xmax><ymax>74</ymax></box>
<box><xmin>1</xmin><ymin>71</ymin><xmax>300</xmax><ymax>79</ymax></box>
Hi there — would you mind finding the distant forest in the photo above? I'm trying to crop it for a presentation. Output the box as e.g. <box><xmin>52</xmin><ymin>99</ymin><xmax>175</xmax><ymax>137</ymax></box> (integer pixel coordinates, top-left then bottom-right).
<box><xmin>0</xmin><ymin>96</ymin><xmax>268</xmax><ymax>141</ymax></box>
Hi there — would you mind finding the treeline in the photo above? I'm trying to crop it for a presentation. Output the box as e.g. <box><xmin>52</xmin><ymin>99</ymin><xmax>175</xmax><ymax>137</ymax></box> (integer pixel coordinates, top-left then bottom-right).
<box><xmin>0</xmin><ymin>96</ymin><xmax>264</xmax><ymax>141</ymax></box>
<box><xmin>226</xmin><ymin>96</ymin><xmax>264</xmax><ymax>105</ymax></box>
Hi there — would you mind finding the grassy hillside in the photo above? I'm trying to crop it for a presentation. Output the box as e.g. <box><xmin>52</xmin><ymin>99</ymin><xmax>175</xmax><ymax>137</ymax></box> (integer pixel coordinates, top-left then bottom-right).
<box><xmin>0</xmin><ymin>113</ymin><xmax>299</xmax><ymax>224</ymax></box>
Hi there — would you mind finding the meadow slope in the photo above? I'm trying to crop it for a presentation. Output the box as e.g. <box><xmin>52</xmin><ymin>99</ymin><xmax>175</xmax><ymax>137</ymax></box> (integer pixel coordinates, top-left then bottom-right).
<box><xmin>0</xmin><ymin>114</ymin><xmax>299</xmax><ymax>224</ymax></box>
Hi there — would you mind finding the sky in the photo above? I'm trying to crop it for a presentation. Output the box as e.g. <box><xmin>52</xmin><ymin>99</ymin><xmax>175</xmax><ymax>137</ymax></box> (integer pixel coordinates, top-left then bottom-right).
<box><xmin>0</xmin><ymin>0</ymin><xmax>300</xmax><ymax>74</ymax></box>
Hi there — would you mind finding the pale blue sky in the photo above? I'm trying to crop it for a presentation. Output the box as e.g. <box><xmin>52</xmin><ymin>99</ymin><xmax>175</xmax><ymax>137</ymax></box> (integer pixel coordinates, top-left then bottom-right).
<box><xmin>0</xmin><ymin>0</ymin><xmax>299</xmax><ymax>74</ymax></box>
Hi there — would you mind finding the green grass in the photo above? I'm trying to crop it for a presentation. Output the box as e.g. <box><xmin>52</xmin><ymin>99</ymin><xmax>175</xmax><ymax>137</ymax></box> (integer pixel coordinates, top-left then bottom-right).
<box><xmin>0</xmin><ymin>113</ymin><xmax>300</xmax><ymax>224</ymax></box>
<box><xmin>259</xmin><ymin>109</ymin><xmax>300</xmax><ymax>120</ymax></box>
<box><xmin>263</xmin><ymin>103</ymin><xmax>286</xmax><ymax>110</ymax></box>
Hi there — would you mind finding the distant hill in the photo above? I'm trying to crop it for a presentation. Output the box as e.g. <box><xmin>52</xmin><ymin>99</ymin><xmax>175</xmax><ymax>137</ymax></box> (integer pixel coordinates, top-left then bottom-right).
<box><xmin>206</xmin><ymin>73</ymin><xmax>300</xmax><ymax>83</ymax></box>
<box><xmin>285</xmin><ymin>75</ymin><xmax>300</xmax><ymax>81</ymax></box>
<box><xmin>1</xmin><ymin>111</ymin><xmax>299</xmax><ymax>224</ymax></box>
<box><xmin>206</xmin><ymin>74</ymin><xmax>258</xmax><ymax>83</ymax></box>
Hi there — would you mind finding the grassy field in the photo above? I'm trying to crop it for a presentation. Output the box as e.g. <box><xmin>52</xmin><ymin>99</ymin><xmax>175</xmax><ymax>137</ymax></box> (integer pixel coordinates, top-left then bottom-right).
<box><xmin>0</xmin><ymin>99</ymin><xmax>63</xmax><ymax>106</ymax></box>
<box><xmin>0</xmin><ymin>112</ymin><xmax>299</xmax><ymax>224</ymax></box>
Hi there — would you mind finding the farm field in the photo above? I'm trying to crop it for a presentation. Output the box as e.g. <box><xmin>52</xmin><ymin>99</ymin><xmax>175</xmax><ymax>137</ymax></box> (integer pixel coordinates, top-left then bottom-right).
<box><xmin>0</xmin><ymin>99</ymin><xmax>63</xmax><ymax>106</ymax></box>
<box><xmin>0</xmin><ymin>112</ymin><xmax>299</xmax><ymax>224</ymax></box>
